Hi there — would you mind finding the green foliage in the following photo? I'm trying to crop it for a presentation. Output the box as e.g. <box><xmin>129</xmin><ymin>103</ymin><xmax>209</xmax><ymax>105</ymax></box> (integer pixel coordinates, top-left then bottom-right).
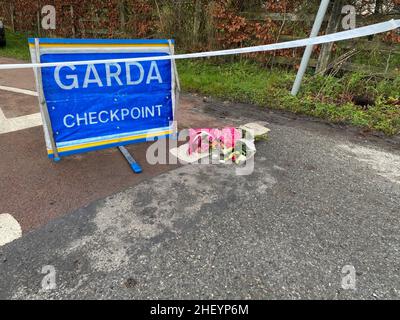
<box><xmin>178</xmin><ymin>59</ymin><xmax>400</xmax><ymax>136</ymax></box>
<box><xmin>0</xmin><ymin>29</ymin><xmax>31</xmax><ymax>61</ymax></box>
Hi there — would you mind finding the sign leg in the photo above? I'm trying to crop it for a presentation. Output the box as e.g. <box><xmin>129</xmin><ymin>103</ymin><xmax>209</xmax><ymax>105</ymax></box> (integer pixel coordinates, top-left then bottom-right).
<box><xmin>34</xmin><ymin>38</ymin><xmax>61</xmax><ymax>161</ymax></box>
<box><xmin>118</xmin><ymin>146</ymin><xmax>142</xmax><ymax>173</ymax></box>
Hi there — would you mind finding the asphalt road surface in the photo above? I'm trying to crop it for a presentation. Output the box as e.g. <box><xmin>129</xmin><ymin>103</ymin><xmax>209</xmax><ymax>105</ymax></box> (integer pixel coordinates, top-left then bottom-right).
<box><xmin>1</xmin><ymin>100</ymin><xmax>400</xmax><ymax>299</ymax></box>
<box><xmin>0</xmin><ymin>58</ymin><xmax>399</xmax><ymax>299</ymax></box>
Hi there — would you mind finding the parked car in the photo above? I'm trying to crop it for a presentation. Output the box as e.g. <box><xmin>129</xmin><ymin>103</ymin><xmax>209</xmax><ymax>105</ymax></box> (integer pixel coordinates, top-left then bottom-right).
<box><xmin>0</xmin><ymin>20</ymin><xmax>6</xmax><ymax>47</ymax></box>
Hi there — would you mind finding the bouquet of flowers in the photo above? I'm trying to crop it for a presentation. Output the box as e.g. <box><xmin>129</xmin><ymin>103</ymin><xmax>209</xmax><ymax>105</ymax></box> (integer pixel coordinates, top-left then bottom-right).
<box><xmin>188</xmin><ymin>126</ymin><xmax>259</xmax><ymax>165</ymax></box>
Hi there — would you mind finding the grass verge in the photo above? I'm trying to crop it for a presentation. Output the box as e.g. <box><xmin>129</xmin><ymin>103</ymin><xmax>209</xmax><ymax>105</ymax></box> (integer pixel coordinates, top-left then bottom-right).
<box><xmin>0</xmin><ymin>29</ymin><xmax>31</xmax><ymax>61</ymax></box>
<box><xmin>178</xmin><ymin>59</ymin><xmax>400</xmax><ymax>136</ymax></box>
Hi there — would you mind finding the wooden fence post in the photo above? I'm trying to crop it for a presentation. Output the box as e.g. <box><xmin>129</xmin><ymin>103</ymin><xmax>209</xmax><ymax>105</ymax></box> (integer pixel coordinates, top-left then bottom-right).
<box><xmin>36</xmin><ymin>10</ymin><xmax>41</xmax><ymax>36</ymax></box>
<box><xmin>70</xmin><ymin>5</ymin><xmax>76</xmax><ymax>37</ymax></box>
<box><xmin>315</xmin><ymin>0</ymin><xmax>344</xmax><ymax>74</ymax></box>
<box><xmin>193</xmin><ymin>0</ymin><xmax>202</xmax><ymax>46</ymax></box>
<box><xmin>118</xmin><ymin>0</ymin><xmax>127</xmax><ymax>33</ymax></box>
<box><xmin>9</xmin><ymin>3</ymin><xmax>15</xmax><ymax>32</ymax></box>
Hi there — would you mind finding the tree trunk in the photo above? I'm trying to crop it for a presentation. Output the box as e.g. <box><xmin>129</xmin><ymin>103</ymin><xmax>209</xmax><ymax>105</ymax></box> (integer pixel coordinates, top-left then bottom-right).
<box><xmin>118</xmin><ymin>0</ymin><xmax>127</xmax><ymax>33</ymax></box>
<box><xmin>193</xmin><ymin>0</ymin><xmax>202</xmax><ymax>46</ymax></box>
<box><xmin>70</xmin><ymin>6</ymin><xmax>76</xmax><ymax>37</ymax></box>
<box><xmin>315</xmin><ymin>0</ymin><xmax>344</xmax><ymax>74</ymax></box>
<box><xmin>10</xmin><ymin>3</ymin><xmax>15</xmax><ymax>32</ymax></box>
<box><xmin>375</xmin><ymin>0</ymin><xmax>383</xmax><ymax>14</ymax></box>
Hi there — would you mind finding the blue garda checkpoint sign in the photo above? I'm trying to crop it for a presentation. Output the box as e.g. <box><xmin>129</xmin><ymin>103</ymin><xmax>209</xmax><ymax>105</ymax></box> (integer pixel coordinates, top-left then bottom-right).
<box><xmin>29</xmin><ymin>38</ymin><xmax>175</xmax><ymax>159</ymax></box>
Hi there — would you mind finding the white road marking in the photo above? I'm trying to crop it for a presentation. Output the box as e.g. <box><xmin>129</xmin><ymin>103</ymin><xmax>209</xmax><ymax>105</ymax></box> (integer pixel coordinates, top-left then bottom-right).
<box><xmin>0</xmin><ymin>107</ymin><xmax>5</xmax><ymax>122</ymax></box>
<box><xmin>338</xmin><ymin>143</ymin><xmax>400</xmax><ymax>184</ymax></box>
<box><xmin>0</xmin><ymin>85</ymin><xmax>42</xmax><ymax>134</ymax></box>
<box><xmin>0</xmin><ymin>213</ymin><xmax>22</xmax><ymax>246</ymax></box>
<box><xmin>0</xmin><ymin>107</ymin><xmax>42</xmax><ymax>134</ymax></box>
<box><xmin>0</xmin><ymin>85</ymin><xmax>38</xmax><ymax>96</ymax></box>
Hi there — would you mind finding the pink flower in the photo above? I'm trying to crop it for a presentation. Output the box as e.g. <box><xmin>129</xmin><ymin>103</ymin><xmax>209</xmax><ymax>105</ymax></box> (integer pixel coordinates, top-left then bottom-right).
<box><xmin>220</xmin><ymin>127</ymin><xmax>241</xmax><ymax>149</ymax></box>
<box><xmin>188</xmin><ymin>127</ymin><xmax>242</xmax><ymax>155</ymax></box>
<box><xmin>188</xmin><ymin>128</ymin><xmax>214</xmax><ymax>154</ymax></box>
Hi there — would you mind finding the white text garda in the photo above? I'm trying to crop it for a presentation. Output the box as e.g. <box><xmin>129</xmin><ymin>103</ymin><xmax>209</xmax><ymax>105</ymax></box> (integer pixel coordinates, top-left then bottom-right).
<box><xmin>54</xmin><ymin>61</ymin><xmax>163</xmax><ymax>90</ymax></box>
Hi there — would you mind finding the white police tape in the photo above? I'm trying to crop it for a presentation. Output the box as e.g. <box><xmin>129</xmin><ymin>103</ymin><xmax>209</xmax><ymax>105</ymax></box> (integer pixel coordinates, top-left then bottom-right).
<box><xmin>0</xmin><ymin>19</ymin><xmax>398</xmax><ymax>71</ymax></box>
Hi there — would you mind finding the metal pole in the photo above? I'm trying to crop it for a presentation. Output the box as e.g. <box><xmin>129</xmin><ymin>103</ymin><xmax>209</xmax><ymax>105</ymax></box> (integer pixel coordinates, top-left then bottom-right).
<box><xmin>168</xmin><ymin>39</ymin><xmax>180</xmax><ymax>138</ymax></box>
<box><xmin>291</xmin><ymin>0</ymin><xmax>330</xmax><ymax>96</ymax></box>
<box><xmin>34</xmin><ymin>38</ymin><xmax>60</xmax><ymax>161</ymax></box>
